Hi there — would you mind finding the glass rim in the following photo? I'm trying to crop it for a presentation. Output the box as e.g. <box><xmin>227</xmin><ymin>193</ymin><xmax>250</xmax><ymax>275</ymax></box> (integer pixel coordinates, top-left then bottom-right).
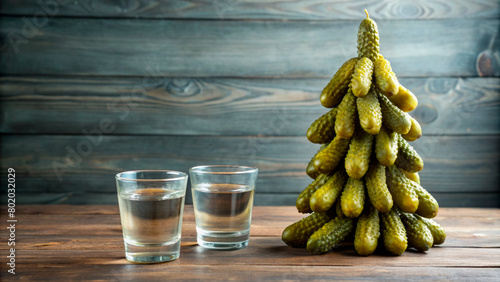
<box><xmin>189</xmin><ymin>165</ymin><xmax>258</xmax><ymax>175</ymax></box>
<box><xmin>115</xmin><ymin>170</ymin><xmax>188</xmax><ymax>182</ymax></box>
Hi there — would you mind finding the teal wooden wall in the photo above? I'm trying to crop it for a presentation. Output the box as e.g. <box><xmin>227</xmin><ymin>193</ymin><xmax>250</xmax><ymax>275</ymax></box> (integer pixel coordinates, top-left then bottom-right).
<box><xmin>1</xmin><ymin>0</ymin><xmax>499</xmax><ymax>206</ymax></box>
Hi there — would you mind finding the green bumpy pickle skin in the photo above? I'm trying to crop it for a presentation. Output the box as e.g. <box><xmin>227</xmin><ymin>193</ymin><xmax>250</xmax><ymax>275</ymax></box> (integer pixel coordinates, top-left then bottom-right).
<box><xmin>306</xmin><ymin>217</ymin><xmax>355</xmax><ymax>255</ymax></box>
<box><xmin>282</xmin><ymin>212</ymin><xmax>331</xmax><ymax>248</ymax></box>
<box><xmin>340</xmin><ymin>177</ymin><xmax>365</xmax><ymax>218</ymax></box>
<box><xmin>354</xmin><ymin>204</ymin><xmax>380</xmax><ymax>256</ymax></box>
<box><xmin>351</xmin><ymin>57</ymin><xmax>374</xmax><ymax>98</ymax></box>
<box><xmin>357</xmin><ymin>86</ymin><xmax>382</xmax><ymax>135</ymax></box>
<box><xmin>310</xmin><ymin>169</ymin><xmax>347</xmax><ymax>213</ymax></box>
<box><xmin>388</xmin><ymin>85</ymin><xmax>418</xmax><ymax>113</ymax></box>
<box><xmin>401</xmin><ymin>169</ymin><xmax>420</xmax><ymax>184</ymax></box>
<box><xmin>345</xmin><ymin>128</ymin><xmax>373</xmax><ymax>179</ymax></box>
<box><xmin>296</xmin><ymin>174</ymin><xmax>331</xmax><ymax>214</ymax></box>
<box><xmin>401</xmin><ymin>117</ymin><xmax>422</xmax><ymax>142</ymax></box>
<box><xmin>386</xmin><ymin>165</ymin><xmax>419</xmax><ymax>213</ymax></box>
<box><xmin>307</xmin><ymin>108</ymin><xmax>338</xmax><ymax>144</ymax></box>
<box><xmin>374</xmin><ymin>56</ymin><xmax>399</xmax><ymax>97</ymax></box>
<box><xmin>335</xmin><ymin>89</ymin><xmax>358</xmax><ymax>139</ymax></box>
<box><xmin>313</xmin><ymin>135</ymin><xmax>350</xmax><ymax>174</ymax></box>
<box><xmin>399</xmin><ymin>212</ymin><xmax>434</xmax><ymax>252</ymax></box>
<box><xmin>357</xmin><ymin>10</ymin><xmax>380</xmax><ymax>63</ymax></box>
<box><xmin>306</xmin><ymin>144</ymin><xmax>328</xmax><ymax>179</ymax></box>
<box><xmin>417</xmin><ymin>215</ymin><xmax>446</xmax><ymax>245</ymax></box>
<box><xmin>306</xmin><ymin>156</ymin><xmax>319</xmax><ymax>179</ymax></box>
<box><xmin>320</xmin><ymin>58</ymin><xmax>359</xmax><ymax>108</ymax></box>
<box><xmin>380</xmin><ymin>208</ymin><xmax>407</xmax><ymax>255</ymax></box>
<box><xmin>375</xmin><ymin>126</ymin><xmax>398</xmax><ymax>167</ymax></box>
<box><xmin>365</xmin><ymin>162</ymin><xmax>393</xmax><ymax>213</ymax></box>
<box><xmin>335</xmin><ymin>199</ymin><xmax>345</xmax><ymax>218</ymax></box>
<box><xmin>396</xmin><ymin>134</ymin><xmax>424</xmax><ymax>172</ymax></box>
<box><xmin>409</xmin><ymin>180</ymin><xmax>439</xmax><ymax>218</ymax></box>
<box><xmin>377</xmin><ymin>89</ymin><xmax>411</xmax><ymax>135</ymax></box>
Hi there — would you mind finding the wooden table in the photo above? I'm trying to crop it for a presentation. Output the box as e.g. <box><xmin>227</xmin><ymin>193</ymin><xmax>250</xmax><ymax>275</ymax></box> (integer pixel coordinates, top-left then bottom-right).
<box><xmin>2</xmin><ymin>206</ymin><xmax>499</xmax><ymax>280</ymax></box>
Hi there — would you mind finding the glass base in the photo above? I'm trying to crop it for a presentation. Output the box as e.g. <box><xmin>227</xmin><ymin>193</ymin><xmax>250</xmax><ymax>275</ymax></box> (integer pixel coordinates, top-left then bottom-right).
<box><xmin>198</xmin><ymin>237</ymin><xmax>249</xmax><ymax>250</ymax></box>
<box><xmin>124</xmin><ymin>240</ymin><xmax>180</xmax><ymax>263</ymax></box>
<box><xmin>196</xmin><ymin>229</ymin><xmax>250</xmax><ymax>250</ymax></box>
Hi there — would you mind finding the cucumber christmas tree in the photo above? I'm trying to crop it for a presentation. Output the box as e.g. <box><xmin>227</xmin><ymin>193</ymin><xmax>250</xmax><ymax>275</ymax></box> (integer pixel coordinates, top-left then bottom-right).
<box><xmin>282</xmin><ymin>11</ymin><xmax>445</xmax><ymax>256</ymax></box>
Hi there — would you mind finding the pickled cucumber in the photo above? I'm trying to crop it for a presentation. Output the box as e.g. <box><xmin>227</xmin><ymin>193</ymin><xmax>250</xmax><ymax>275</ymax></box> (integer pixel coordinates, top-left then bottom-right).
<box><xmin>354</xmin><ymin>204</ymin><xmax>380</xmax><ymax>256</ymax></box>
<box><xmin>380</xmin><ymin>208</ymin><xmax>407</xmax><ymax>255</ymax></box>
<box><xmin>340</xmin><ymin>177</ymin><xmax>366</xmax><ymax>218</ymax></box>
<box><xmin>388</xmin><ymin>85</ymin><xmax>418</xmax><ymax>112</ymax></box>
<box><xmin>307</xmin><ymin>108</ymin><xmax>337</xmax><ymax>144</ymax></box>
<box><xmin>357</xmin><ymin>86</ymin><xmax>382</xmax><ymax>135</ymax></box>
<box><xmin>418</xmin><ymin>215</ymin><xmax>446</xmax><ymax>245</ymax></box>
<box><xmin>386</xmin><ymin>165</ymin><xmax>419</xmax><ymax>213</ymax></box>
<box><xmin>306</xmin><ymin>144</ymin><xmax>328</xmax><ymax>179</ymax></box>
<box><xmin>378</xmin><ymin>90</ymin><xmax>411</xmax><ymax>134</ymax></box>
<box><xmin>310</xmin><ymin>169</ymin><xmax>348</xmax><ymax>213</ymax></box>
<box><xmin>357</xmin><ymin>10</ymin><xmax>380</xmax><ymax>63</ymax></box>
<box><xmin>314</xmin><ymin>135</ymin><xmax>350</xmax><ymax>174</ymax></box>
<box><xmin>282</xmin><ymin>212</ymin><xmax>331</xmax><ymax>248</ymax></box>
<box><xmin>306</xmin><ymin>217</ymin><xmax>355</xmax><ymax>254</ymax></box>
<box><xmin>365</xmin><ymin>161</ymin><xmax>393</xmax><ymax>213</ymax></box>
<box><xmin>375</xmin><ymin>126</ymin><xmax>398</xmax><ymax>166</ymax></box>
<box><xmin>401</xmin><ymin>169</ymin><xmax>420</xmax><ymax>184</ymax></box>
<box><xmin>296</xmin><ymin>173</ymin><xmax>331</xmax><ymax>214</ymax></box>
<box><xmin>410</xmin><ymin>180</ymin><xmax>439</xmax><ymax>218</ymax></box>
<box><xmin>345</xmin><ymin>129</ymin><xmax>373</xmax><ymax>179</ymax></box>
<box><xmin>335</xmin><ymin>89</ymin><xmax>358</xmax><ymax>139</ymax></box>
<box><xmin>396</xmin><ymin>135</ymin><xmax>424</xmax><ymax>173</ymax></box>
<box><xmin>374</xmin><ymin>56</ymin><xmax>399</xmax><ymax>97</ymax></box>
<box><xmin>401</xmin><ymin>117</ymin><xmax>422</xmax><ymax>142</ymax></box>
<box><xmin>306</xmin><ymin>156</ymin><xmax>319</xmax><ymax>179</ymax></box>
<box><xmin>351</xmin><ymin>57</ymin><xmax>374</xmax><ymax>98</ymax></box>
<box><xmin>335</xmin><ymin>198</ymin><xmax>345</xmax><ymax>218</ymax></box>
<box><xmin>399</xmin><ymin>211</ymin><xmax>433</xmax><ymax>252</ymax></box>
<box><xmin>321</xmin><ymin>58</ymin><xmax>358</xmax><ymax>108</ymax></box>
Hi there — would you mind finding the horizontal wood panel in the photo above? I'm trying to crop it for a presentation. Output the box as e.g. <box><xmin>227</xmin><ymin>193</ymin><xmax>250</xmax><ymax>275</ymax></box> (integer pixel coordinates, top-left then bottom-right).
<box><xmin>0</xmin><ymin>135</ymin><xmax>498</xmax><ymax>207</ymax></box>
<box><xmin>1</xmin><ymin>76</ymin><xmax>498</xmax><ymax>135</ymax></box>
<box><xmin>1</xmin><ymin>0</ymin><xmax>499</xmax><ymax>20</ymax></box>
<box><xmin>2</xmin><ymin>192</ymin><xmax>499</xmax><ymax>208</ymax></box>
<box><xmin>1</xmin><ymin>18</ymin><xmax>498</xmax><ymax>77</ymax></box>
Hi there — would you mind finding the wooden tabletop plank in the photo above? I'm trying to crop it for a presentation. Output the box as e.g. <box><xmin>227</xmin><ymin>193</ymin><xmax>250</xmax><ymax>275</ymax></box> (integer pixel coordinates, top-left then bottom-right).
<box><xmin>7</xmin><ymin>265</ymin><xmax>500</xmax><ymax>281</ymax></box>
<box><xmin>10</xmin><ymin>244</ymin><xmax>500</xmax><ymax>267</ymax></box>
<box><xmin>1</xmin><ymin>205</ymin><xmax>499</xmax><ymax>280</ymax></box>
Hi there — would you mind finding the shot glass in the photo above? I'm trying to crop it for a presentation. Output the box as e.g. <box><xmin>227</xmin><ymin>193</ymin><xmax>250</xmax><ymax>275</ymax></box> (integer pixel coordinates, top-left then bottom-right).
<box><xmin>116</xmin><ymin>170</ymin><xmax>188</xmax><ymax>263</ymax></box>
<box><xmin>189</xmin><ymin>165</ymin><xmax>258</xmax><ymax>250</ymax></box>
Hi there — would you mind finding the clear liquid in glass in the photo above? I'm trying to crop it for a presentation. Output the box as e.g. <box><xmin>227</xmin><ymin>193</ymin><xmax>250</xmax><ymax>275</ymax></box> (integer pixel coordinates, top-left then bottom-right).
<box><xmin>192</xmin><ymin>183</ymin><xmax>254</xmax><ymax>249</ymax></box>
<box><xmin>118</xmin><ymin>188</ymin><xmax>185</xmax><ymax>262</ymax></box>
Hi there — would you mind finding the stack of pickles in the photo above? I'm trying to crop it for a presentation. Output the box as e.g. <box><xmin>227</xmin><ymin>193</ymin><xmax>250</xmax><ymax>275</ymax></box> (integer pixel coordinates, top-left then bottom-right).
<box><xmin>282</xmin><ymin>11</ymin><xmax>445</xmax><ymax>256</ymax></box>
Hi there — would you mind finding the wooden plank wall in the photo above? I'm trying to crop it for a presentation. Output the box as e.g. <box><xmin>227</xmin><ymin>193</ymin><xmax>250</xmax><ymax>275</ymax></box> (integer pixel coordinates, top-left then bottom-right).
<box><xmin>0</xmin><ymin>0</ymin><xmax>499</xmax><ymax>207</ymax></box>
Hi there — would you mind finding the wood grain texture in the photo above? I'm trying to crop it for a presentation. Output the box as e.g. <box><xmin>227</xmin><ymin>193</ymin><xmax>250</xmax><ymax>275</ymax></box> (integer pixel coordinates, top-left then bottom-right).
<box><xmin>0</xmin><ymin>135</ymin><xmax>498</xmax><ymax>206</ymax></box>
<box><xmin>2</xmin><ymin>192</ymin><xmax>499</xmax><ymax>208</ymax></box>
<box><xmin>1</xmin><ymin>17</ymin><xmax>498</xmax><ymax>77</ymax></box>
<box><xmin>1</xmin><ymin>76</ymin><xmax>498</xmax><ymax>135</ymax></box>
<box><xmin>0</xmin><ymin>206</ymin><xmax>498</xmax><ymax>280</ymax></box>
<box><xmin>1</xmin><ymin>0</ymin><xmax>499</xmax><ymax>20</ymax></box>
